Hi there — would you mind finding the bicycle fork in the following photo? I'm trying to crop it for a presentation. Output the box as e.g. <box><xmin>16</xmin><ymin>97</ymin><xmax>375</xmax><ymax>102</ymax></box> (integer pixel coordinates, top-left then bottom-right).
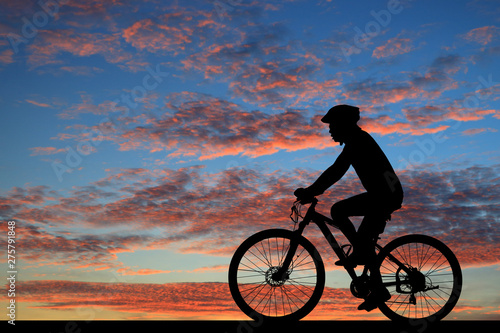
<box><xmin>273</xmin><ymin>221</ymin><xmax>306</xmax><ymax>281</ymax></box>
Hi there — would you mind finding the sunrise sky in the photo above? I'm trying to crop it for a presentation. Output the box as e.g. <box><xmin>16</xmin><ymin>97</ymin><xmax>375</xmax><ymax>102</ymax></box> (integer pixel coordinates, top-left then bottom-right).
<box><xmin>0</xmin><ymin>0</ymin><xmax>499</xmax><ymax>321</ymax></box>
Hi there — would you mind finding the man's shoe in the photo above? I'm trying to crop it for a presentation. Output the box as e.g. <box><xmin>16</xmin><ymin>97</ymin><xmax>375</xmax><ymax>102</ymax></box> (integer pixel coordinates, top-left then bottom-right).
<box><xmin>357</xmin><ymin>287</ymin><xmax>391</xmax><ymax>312</ymax></box>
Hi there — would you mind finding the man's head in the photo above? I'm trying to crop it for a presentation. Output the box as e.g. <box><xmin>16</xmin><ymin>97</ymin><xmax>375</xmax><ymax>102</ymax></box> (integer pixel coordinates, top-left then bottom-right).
<box><xmin>321</xmin><ymin>104</ymin><xmax>360</xmax><ymax>144</ymax></box>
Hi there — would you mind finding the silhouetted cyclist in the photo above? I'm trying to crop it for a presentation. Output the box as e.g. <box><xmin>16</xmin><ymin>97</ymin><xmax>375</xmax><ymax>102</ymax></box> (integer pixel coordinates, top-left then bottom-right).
<box><xmin>295</xmin><ymin>104</ymin><xmax>404</xmax><ymax>311</ymax></box>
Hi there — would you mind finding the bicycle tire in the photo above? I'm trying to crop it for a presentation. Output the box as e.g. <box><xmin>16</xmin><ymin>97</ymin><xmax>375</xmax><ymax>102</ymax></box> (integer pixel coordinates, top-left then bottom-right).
<box><xmin>228</xmin><ymin>229</ymin><xmax>325</xmax><ymax>321</ymax></box>
<box><xmin>374</xmin><ymin>234</ymin><xmax>462</xmax><ymax>322</ymax></box>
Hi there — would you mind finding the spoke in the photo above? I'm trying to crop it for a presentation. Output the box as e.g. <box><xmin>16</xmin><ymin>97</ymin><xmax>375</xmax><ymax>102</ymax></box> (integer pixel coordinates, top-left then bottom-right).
<box><xmin>426</xmin><ymin>256</ymin><xmax>450</xmax><ymax>276</ymax></box>
<box><xmin>292</xmin><ymin>260</ymin><xmax>315</xmax><ymax>270</ymax></box>
<box><xmin>238</xmin><ymin>273</ymin><xmax>267</xmax><ymax>279</ymax></box>
<box><xmin>242</xmin><ymin>282</ymin><xmax>267</xmax><ymax>301</ymax></box>
<box><xmin>426</xmin><ymin>269</ymin><xmax>453</xmax><ymax>276</ymax></box>
<box><xmin>279</xmin><ymin>238</ymin><xmax>290</xmax><ymax>266</ymax></box>
<box><xmin>275</xmin><ymin>238</ymin><xmax>282</xmax><ymax>265</ymax></box>
<box><xmin>254</xmin><ymin>284</ymin><xmax>273</xmax><ymax>310</ymax></box>
<box><xmin>286</xmin><ymin>279</ymin><xmax>314</xmax><ymax>298</ymax></box>
<box><xmin>291</xmin><ymin>247</ymin><xmax>308</xmax><ymax>270</ymax></box>
<box><xmin>419</xmin><ymin>244</ymin><xmax>432</xmax><ymax>270</ymax></box>
<box><xmin>420</xmin><ymin>246</ymin><xmax>440</xmax><ymax>269</ymax></box>
<box><xmin>280</xmin><ymin>284</ymin><xmax>300</xmax><ymax>313</ymax></box>
<box><xmin>266</xmin><ymin>237</ymin><xmax>273</xmax><ymax>267</ymax></box>
<box><xmin>259</xmin><ymin>240</ymin><xmax>272</xmax><ymax>267</ymax></box>
<box><xmin>246</xmin><ymin>248</ymin><xmax>271</xmax><ymax>269</ymax></box>
<box><xmin>238</xmin><ymin>265</ymin><xmax>266</xmax><ymax>274</ymax></box>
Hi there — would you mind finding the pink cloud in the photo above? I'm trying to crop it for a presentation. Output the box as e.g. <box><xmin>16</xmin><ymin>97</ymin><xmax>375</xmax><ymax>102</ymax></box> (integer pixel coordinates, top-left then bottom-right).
<box><xmin>123</xmin><ymin>16</ymin><xmax>192</xmax><ymax>53</ymax></box>
<box><xmin>372</xmin><ymin>37</ymin><xmax>414</xmax><ymax>59</ymax></box>
<box><xmin>25</xmin><ymin>99</ymin><xmax>52</xmax><ymax>108</ymax></box>
<box><xmin>0</xmin><ymin>49</ymin><xmax>14</xmax><ymax>64</ymax></box>
<box><xmin>26</xmin><ymin>28</ymin><xmax>138</xmax><ymax>71</ymax></box>
<box><xmin>461</xmin><ymin>128</ymin><xmax>498</xmax><ymax>136</ymax></box>
<box><xmin>2</xmin><ymin>164</ymin><xmax>499</xmax><ymax>271</ymax></box>
<box><xmin>29</xmin><ymin>147</ymin><xmax>68</xmax><ymax>156</ymax></box>
<box><xmin>463</xmin><ymin>26</ymin><xmax>500</xmax><ymax>45</ymax></box>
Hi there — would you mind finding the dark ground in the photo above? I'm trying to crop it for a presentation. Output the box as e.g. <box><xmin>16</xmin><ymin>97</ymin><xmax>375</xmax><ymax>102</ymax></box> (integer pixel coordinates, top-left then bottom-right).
<box><xmin>13</xmin><ymin>320</ymin><xmax>499</xmax><ymax>333</ymax></box>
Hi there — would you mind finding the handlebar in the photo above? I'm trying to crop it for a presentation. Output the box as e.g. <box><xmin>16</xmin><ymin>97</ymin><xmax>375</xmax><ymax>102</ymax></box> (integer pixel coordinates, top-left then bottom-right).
<box><xmin>295</xmin><ymin>196</ymin><xmax>317</xmax><ymax>205</ymax></box>
<box><xmin>291</xmin><ymin>196</ymin><xmax>319</xmax><ymax>228</ymax></box>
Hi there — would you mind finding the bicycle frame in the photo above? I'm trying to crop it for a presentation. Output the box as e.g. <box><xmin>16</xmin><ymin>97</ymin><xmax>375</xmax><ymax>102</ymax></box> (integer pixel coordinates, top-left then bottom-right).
<box><xmin>275</xmin><ymin>198</ymin><xmax>359</xmax><ymax>281</ymax></box>
<box><xmin>276</xmin><ymin>198</ymin><xmax>413</xmax><ymax>285</ymax></box>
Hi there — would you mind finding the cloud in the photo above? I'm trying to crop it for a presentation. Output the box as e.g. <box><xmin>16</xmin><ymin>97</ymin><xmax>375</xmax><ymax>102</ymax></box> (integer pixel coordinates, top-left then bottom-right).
<box><xmin>122</xmin><ymin>11</ymin><xmax>223</xmax><ymax>54</ymax></box>
<box><xmin>57</xmin><ymin>93</ymin><xmax>121</xmax><ymax>119</ymax></box>
<box><xmin>12</xmin><ymin>280</ymin><xmax>375</xmax><ymax>320</ymax></box>
<box><xmin>116</xmin><ymin>268</ymin><xmax>176</xmax><ymax>276</ymax></box>
<box><xmin>12</xmin><ymin>279</ymin><xmax>500</xmax><ymax>320</ymax></box>
<box><xmin>29</xmin><ymin>147</ymin><xmax>68</xmax><ymax>156</ymax></box>
<box><xmin>25</xmin><ymin>28</ymin><xmax>143</xmax><ymax>72</ymax></box>
<box><xmin>53</xmin><ymin>81</ymin><xmax>495</xmax><ymax>164</ymax></box>
<box><xmin>360</xmin><ymin>113</ymin><xmax>450</xmax><ymax>136</ymax></box>
<box><xmin>462</xmin><ymin>26</ymin><xmax>500</xmax><ymax>45</ymax></box>
<box><xmin>2</xmin><ymin>164</ymin><xmax>499</xmax><ymax>271</ymax></box>
<box><xmin>402</xmin><ymin>105</ymin><xmax>496</xmax><ymax>128</ymax></box>
<box><xmin>0</xmin><ymin>48</ymin><xmax>14</xmax><ymax>64</ymax></box>
<box><xmin>57</xmin><ymin>92</ymin><xmax>333</xmax><ymax>160</ymax></box>
<box><xmin>461</xmin><ymin>128</ymin><xmax>498</xmax><ymax>136</ymax></box>
<box><xmin>344</xmin><ymin>54</ymin><xmax>463</xmax><ymax>108</ymax></box>
<box><xmin>58</xmin><ymin>65</ymin><xmax>105</xmax><ymax>76</ymax></box>
<box><xmin>174</xmin><ymin>15</ymin><xmax>340</xmax><ymax>108</ymax></box>
<box><xmin>25</xmin><ymin>99</ymin><xmax>52</xmax><ymax>108</ymax></box>
<box><xmin>372</xmin><ymin>37</ymin><xmax>414</xmax><ymax>59</ymax></box>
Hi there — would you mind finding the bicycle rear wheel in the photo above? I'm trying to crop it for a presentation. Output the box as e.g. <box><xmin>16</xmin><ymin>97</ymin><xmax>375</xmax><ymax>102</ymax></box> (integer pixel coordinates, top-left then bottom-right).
<box><xmin>375</xmin><ymin>234</ymin><xmax>462</xmax><ymax>322</ymax></box>
<box><xmin>228</xmin><ymin>229</ymin><xmax>325</xmax><ymax>321</ymax></box>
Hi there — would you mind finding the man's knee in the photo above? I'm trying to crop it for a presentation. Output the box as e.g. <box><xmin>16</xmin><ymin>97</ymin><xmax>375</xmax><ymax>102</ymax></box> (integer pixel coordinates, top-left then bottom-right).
<box><xmin>330</xmin><ymin>202</ymin><xmax>345</xmax><ymax>219</ymax></box>
<box><xmin>359</xmin><ymin>216</ymin><xmax>387</xmax><ymax>237</ymax></box>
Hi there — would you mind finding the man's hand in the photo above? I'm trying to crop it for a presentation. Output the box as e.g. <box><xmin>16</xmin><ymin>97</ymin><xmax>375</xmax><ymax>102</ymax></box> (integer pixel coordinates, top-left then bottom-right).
<box><xmin>294</xmin><ymin>187</ymin><xmax>314</xmax><ymax>202</ymax></box>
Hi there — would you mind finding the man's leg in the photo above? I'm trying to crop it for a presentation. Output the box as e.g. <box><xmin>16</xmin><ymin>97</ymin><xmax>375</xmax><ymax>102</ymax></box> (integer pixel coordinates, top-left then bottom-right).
<box><xmin>331</xmin><ymin>193</ymin><xmax>375</xmax><ymax>265</ymax></box>
<box><xmin>357</xmin><ymin>210</ymin><xmax>393</xmax><ymax>311</ymax></box>
<box><xmin>330</xmin><ymin>193</ymin><xmax>371</xmax><ymax>246</ymax></box>
<box><xmin>356</xmin><ymin>214</ymin><xmax>387</xmax><ymax>261</ymax></box>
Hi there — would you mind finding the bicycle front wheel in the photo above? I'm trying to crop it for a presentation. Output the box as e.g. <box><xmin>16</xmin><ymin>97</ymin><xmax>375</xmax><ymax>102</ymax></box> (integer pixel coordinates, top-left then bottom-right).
<box><xmin>375</xmin><ymin>234</ymin><xmax>462</xmax><ymax>322</ymax></box>
<box><xmin>228</xmin><ymin>229</ymin><xmax>325</xmax><ymax>321</ymax></box>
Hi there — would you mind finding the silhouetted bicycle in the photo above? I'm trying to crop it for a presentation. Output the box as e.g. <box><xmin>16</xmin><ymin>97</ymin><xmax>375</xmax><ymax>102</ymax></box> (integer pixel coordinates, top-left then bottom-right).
<box><xmin>228</xmin><ymin>197</ymin><xmax>462</xmax><ymax>322</ymax></box>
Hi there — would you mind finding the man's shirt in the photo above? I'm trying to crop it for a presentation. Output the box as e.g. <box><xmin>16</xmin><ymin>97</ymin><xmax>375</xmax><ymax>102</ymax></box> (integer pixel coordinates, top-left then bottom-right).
<box><xmin>311</xmin><ymin>128</ymin><xmax>404</xmax><ymax>201</ymax></box>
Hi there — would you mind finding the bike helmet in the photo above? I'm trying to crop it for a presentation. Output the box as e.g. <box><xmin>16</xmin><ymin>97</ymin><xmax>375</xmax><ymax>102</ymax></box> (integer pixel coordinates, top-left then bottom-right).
<box><xmin>321</xmin><ymin>104</ymin><xmax>360</xmax><ymax>125</ymax></box>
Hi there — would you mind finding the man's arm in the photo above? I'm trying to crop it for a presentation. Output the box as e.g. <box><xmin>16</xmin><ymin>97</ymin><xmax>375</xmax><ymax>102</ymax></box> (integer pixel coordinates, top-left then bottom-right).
<box><xmin>306</xmin><ymin>150</ymin><xmax>351</xmax><ymax>196</ymax></box>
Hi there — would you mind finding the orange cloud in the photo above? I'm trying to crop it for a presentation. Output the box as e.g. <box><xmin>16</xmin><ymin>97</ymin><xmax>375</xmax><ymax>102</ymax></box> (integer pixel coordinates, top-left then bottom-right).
<box><xmin>117</xmin><ymin>268</ymin><xmax>175</xmax><ymax>275</ymax></box>
<box><xmin>10</xmin><ymin>280</ymin><xmax>382</xmax><ymax>320</ymax></box>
